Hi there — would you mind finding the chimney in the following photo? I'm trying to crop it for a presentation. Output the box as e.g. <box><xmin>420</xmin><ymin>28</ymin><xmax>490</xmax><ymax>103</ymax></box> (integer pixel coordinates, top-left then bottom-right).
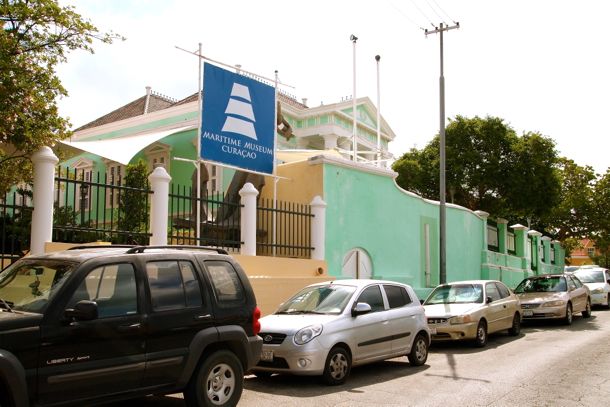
<box><xmin>144</xmin><ymin>86</ymin><xmax>152</xmax><ymax>115</ymax></box>
<box><xmin>301</xmin><ymin>98</ymin><xmax>308</xmax><ymax>107</ymax></box>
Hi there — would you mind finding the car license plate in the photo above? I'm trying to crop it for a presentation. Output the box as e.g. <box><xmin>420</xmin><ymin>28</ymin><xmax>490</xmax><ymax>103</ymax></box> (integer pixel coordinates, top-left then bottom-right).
<box><xmin>429</xmin><ymin>328</ymin><xmax>437</xmax><ymax>335</ymax></box>
<box><xmin>524</xmin><ymin>310</ymin><xmax>533</xmax><ymax>317</ymax></box>
<box><xmin>260</xmin><ymin>350</ymin><xmax>274</xmax><ymax>362</ymax></box>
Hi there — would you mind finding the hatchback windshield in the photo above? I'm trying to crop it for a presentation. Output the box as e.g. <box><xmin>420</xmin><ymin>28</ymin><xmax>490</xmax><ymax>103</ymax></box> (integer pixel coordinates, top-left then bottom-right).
<box><xmin>574</xmin><ymin>270</ymin><xmax>606</xmax><ymax>284</ymax></box>
<box><xmin>424</xmin><ymin>284</ymin><xmax>484</xmax><ymax>305</ymax></box>
<box><xmin>515</xmin><ymin>276</ymin><xmax>567</xmax><ymax>293</ymax></box>
<box><xmin>276</xmin><ymin>284</ymin><xmax>357</xmax><ymax>315</ymax></box>
<box><xmin>0</xmin><ymin>260</ymin><xmax>75</xmax><ymax>313</ymax></box>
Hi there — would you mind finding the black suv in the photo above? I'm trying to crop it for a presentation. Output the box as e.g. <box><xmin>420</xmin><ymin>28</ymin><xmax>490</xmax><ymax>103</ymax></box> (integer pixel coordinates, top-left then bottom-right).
<box><xmin>0</xmin><ymin>245</ymin><xmax>262</xmax><ymax>407</ymax></box>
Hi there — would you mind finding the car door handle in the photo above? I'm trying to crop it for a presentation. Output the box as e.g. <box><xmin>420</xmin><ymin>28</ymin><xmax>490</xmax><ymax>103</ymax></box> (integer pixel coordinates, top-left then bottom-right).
<box><xmin>118</xmin><ymin>323</ymin><xmax>141</xmax><ymax>332</ymax></box>
<box><xmin>195</xmin><ymin>314</ymin><xmax>212</xmax><ymax>321</ymax></box>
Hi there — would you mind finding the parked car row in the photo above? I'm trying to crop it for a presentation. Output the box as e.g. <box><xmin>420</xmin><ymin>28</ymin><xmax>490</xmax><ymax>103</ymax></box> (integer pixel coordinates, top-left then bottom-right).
<box><xmin>253</xmin><ymin>272</ymin><xmax>599</xmax><ymax>387</ymax></box>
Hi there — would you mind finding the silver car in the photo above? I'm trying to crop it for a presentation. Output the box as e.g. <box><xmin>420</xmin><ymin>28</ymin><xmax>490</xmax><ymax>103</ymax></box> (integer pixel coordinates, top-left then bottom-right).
<box><xmin>252</xmin><ymin>279</ymin><xmax>430</xmax><ymax>385</ymax></box>
<box><xmin>573</xmin><ymin>267</ymin><xmax>610</xmax><ymax>308</ymax></box>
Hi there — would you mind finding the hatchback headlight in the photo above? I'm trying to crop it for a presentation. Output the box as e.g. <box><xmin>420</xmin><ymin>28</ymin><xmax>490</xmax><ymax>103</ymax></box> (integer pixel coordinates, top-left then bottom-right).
<box><xmin>591</xmin><ymin>288</ymin><xmax>604</xmax><ymax>294</ymax></box>
<box><xmin>542</xmin><ymin>300</ymin><xmax>566</xmax><ymax>307</ymax></box>
<box><xmin>449</xmin><ymin>315</ymin><xmax>472</xmax><ymax>324</ymax></box>
<box><xmin>294</xmin><ymin>324</ymin><xmax>323</xmax><ymax>345</ymax></box>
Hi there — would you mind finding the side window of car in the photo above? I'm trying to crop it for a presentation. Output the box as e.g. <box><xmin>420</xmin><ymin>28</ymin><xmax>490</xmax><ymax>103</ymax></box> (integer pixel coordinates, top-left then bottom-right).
<box><xmin>383</xmin><ymin>285</ymin><xmax>412</xmax><ymax>308</ymax></box>
<box><xmin>571</xmin><ymin>276</ymin><xmax>583</xmax><ymax>288</ymax></box>
<box><xmin>495</xmin><ymin>282</ymin><xmax>511</xmax><ymax>299</ymax></box>
<box><xmin>566</xmin><ymin>276</ymin><xmax>577</xmax><ymax>291</ymax></box>
<box><xmin>205</xmin><ymin>261</ymin><xmax>245</xmax><ymax>307</ymax></box>
<box><xmin>485</xmin><ymin>283</ymin><xmax>502</xmax><ymax>302</ymax></box>
<box><xmin>146</xmin><ymin>260</ymin><xmax>203</xmax><ymax>311</ymax></box>
<box><xmin>357</xmin><ymin>285</ymin><xmax>385</xmax><ymax>312</ymax></box>
<box><xmin>68</xmin><ymin>263</ymin><xmax>138</xmax><ymax>318</ymax></box>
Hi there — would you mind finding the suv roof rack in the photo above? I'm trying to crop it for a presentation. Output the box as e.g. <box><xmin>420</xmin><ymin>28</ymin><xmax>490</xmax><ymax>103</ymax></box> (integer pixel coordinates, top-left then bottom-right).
<box><xmin>68</xmin><ymin>245</ymin><xmax>136</xmax><ymax>250</ymax></box>
<box><xmin>125</xmin><ymin>245</ymin><xmax>229</xmax><ymax>255</ymax></box>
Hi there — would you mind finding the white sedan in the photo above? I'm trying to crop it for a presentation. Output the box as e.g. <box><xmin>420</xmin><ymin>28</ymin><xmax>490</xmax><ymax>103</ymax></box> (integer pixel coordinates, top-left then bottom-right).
<box><xmin>252</xmin><ymin>279</ymin><xmax>430</xmax><ymax>385</ymax></box>
<box><xmin>573</xmin><ymin>267</ymin><xmax>610</xmax><ymax>308</ymax></box>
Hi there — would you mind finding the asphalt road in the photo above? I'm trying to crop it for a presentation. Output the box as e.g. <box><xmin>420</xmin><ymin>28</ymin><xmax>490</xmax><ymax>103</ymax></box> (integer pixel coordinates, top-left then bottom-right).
<box><xmin>110</xmin><ymin>307</ymin><xmax>610</xmax><ymax>407</ymax></box>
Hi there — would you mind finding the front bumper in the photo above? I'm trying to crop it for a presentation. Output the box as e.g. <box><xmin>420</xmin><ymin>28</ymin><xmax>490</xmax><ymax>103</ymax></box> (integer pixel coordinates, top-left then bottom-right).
<box><xmin>427</xmin><ymin>321</ymin><xmax>478</xmax><ymax>341</ymax></box>
<box><xmin>521</xmin><ymin>304</ymin><xmax>566</xmax><ymax>320</ymax></box>
<box><xmin>252</xmin><ymin>336</ymin><xmax>327</xmax><ymax>376</ymax></box>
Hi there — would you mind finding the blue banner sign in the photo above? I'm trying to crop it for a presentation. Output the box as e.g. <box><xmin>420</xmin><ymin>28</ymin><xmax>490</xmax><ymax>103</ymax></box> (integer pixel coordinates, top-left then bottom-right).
<box><xmin>201</xmin><ymin>63</ymin><xmax>275</xmax><ymax>174</ymax></box>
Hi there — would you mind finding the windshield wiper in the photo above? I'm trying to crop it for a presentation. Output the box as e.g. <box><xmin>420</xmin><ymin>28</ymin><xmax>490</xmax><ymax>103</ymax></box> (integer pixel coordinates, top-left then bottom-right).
<box><xmin>0</xmin><ymin>298</ymin><xmax>14</xmax><ymax>312</ymax></box>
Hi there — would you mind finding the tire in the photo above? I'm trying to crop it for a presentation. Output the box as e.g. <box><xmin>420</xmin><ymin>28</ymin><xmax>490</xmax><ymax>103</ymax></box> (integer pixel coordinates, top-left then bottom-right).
<box><xmin>582</xmin><ymin>298</ymin><xmax>592</xmax><ymax>318</ymax></box>
<box><xmin>473</xmin><ymin>320</ymin><xmax>488</xmax><ymax>348</ymax></box>
<box><xmin>508</xmin><ymin>313</ymin><xmax>521</xmax><ymax>336</ymax></box>
<box><xmin>606</xmin><ymin>294</ymin><xmax>610</xmax><ymax>310</ymax></box>
<box><xmin>184</xmin><ymin>350</ymin><xmax>244</xmax><ymax>407</ymax></box>
<box><xmin>407</xmin><ymin>333</ymin><xmax>429</xmax><ymax>366</ymax></box>
<box><xmin>322</xmin><ymin>346</ymin><xmax>351</xmax><ymax>386</ymax></box>
<box><xmin>563</xmin><ymin>303</ymin><xmax>573</xmax><ymax>325</ymax></box>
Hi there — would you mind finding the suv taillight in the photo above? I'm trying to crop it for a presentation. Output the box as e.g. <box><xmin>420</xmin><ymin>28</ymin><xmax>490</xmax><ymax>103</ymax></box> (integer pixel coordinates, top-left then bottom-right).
<box><xmin>252</xmin><ymin>306</ymin><xmax>261</xmax><ymax>335</ymax></box>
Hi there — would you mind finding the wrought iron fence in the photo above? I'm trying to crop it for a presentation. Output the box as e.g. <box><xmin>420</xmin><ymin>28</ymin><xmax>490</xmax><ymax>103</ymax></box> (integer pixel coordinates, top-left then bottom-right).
<box><xmin>257</xmin><ymin>198</ymin><xmax>313</xmax><ymax>258</ymax></box>
<box><xmin>0</xmin><ymin>188</ymin><xmax>33</xmax><ymax>267</ymax></box>
<box><xmin>168</xmin><ymin>184</ymin><xmax>242</xmax><ymax>252</ymax></box>
<box><xmin>53</xmin><ymin>167</ymin><xmax>151</xmax><ymax>245</ymax></box>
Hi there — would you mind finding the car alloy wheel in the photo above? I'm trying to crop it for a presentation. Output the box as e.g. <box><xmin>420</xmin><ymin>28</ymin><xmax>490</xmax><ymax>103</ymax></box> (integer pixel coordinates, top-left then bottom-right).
<box><xmin>564</xmin><ymin>303</ymin><xmax>573</xmax><ymax>325</ymax></box>
<box><xmin>582</xmin><ymin>299</ymin><xmax>592</xmax><ymax>318</ymax></box>
<box><xmin>407</xmin><ymin>333</ymin><xmax>429</xmax><ymax>366</ymax></box>
<box><xmin>474</xmin><ymin>320</ymin><xmax>487</xmax><ymax>347</ymax></box>
<box><xmin>508</xmin><ymin>313</ymin><xmax>521</xmax><ymax>336</ymax></box>
<box><xmin>322</xmin><ymin>346</ymin><xmax>351</xmax><ymax>386</ymax></box>
<box><xmin>184</xmin><ymin>350</ymin><xmax>243</xmax><ymax>407</ymax></box>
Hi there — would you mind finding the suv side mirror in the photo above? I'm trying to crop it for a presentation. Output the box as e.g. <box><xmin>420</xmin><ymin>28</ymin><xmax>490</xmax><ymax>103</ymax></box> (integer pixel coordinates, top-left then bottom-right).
<box><xmin>486</xmin><ymin>296</ymin><xmax>493</xmax><ymax>304</ymax></box>
<box><xmin>352</xmin><ymin>302</ymin><xmax>372</xmax><ymax>317</ymax></box>
<box><xmin>65</xmin><ymin>300</ymin><xmax>98</xmax><ymax>321</ymax></box>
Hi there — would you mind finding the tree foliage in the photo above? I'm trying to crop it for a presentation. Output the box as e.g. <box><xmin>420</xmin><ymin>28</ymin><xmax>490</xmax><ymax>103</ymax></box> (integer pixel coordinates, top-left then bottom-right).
<box><xmin>392</xmin><ymin>115</ymin><xmax>560</xmax><ymax>229</ymax></box>
<box><xmin>0</xmin><ymin>0</ymin><xmax>119</xmax><ymax>194</ymax></box>
<box><xmin>590</xmin><ymin>170</ymin><xmax>610</xmax><ymax>267</ymax></box>
<box><xmin>117</xmin><ymin>161</ymin><xmax>149</xmax><ymax>244</ymax></box>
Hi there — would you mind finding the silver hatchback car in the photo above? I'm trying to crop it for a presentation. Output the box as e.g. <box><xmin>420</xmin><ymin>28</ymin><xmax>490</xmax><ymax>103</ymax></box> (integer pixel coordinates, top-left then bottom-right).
<box><xmin>252</xmin><ymin>279</ymin><xmax>430</xmax><ymax>385</ymax></box>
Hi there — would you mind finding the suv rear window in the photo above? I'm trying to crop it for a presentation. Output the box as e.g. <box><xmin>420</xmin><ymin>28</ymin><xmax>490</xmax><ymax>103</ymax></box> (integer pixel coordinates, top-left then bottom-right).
<box><xmin>205</xmin><ymin>261</ymin><xmax>245</xmax><ymax>306</ymax></box>
<box><xmin>146</xmin><ymin>260</ymin><xmax>203</xmax><ymax>311</ymax></box>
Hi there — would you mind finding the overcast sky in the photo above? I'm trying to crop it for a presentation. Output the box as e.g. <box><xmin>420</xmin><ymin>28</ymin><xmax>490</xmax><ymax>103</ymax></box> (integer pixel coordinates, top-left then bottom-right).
<box><xmin>57</xmin><ymin>0</ymin><xmax>609</xmax><ymax>174</ymax></box>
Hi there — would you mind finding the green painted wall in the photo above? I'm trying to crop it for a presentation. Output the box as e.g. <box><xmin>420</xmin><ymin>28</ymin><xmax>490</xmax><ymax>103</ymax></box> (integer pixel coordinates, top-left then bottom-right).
<box><xmin>322</xmin><ymin>162</ymin><xmax>484</xmax><ymax>298</ymax></box>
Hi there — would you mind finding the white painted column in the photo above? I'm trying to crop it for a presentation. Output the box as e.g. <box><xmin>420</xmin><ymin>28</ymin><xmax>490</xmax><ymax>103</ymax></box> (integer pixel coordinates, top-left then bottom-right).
<box><xmin>310</xmin><ymin>196</ymin><xmax>327</xmax><ymax>260</ymax></box>
<box><xmin>474</xmin><ymin>210</ymin><xmax>490</xmax><ymax>251</ymax></box>
<box><xmin>323</xmin><ymin>135</ymin><xmax>339</xmax><ymax>150</ymax></box>
<box><xmin>148</xmin><ymin>166</ymin><xmax>171</xmax><ymax>246</ymax></box>
<box><xmin>239</xmin><ymin>182</ymin><xmax>258</xmax><ymax>256</ymax></box>
<box><xmin>30</xmin><ymin>147</ymin><xmax>59</xmax><ymax>255</ymax></box>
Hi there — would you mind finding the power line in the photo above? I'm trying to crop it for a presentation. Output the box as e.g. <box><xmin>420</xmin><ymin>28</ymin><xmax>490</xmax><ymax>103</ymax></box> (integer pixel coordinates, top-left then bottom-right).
<box><xmin>430</xmin><ymin>0</ymin><xmax>458</xmax><ymax>25</ymax></box>
<box><xmin>389</xmin><ymin>1</ymin><xmax>426</xmax><ymax>32</ymax></box>
<box><xmin>424</xmin><ymin>0</ymin><xmax>447</xmax><ymax>25</ymax></box>
<box><xmin>409</xmin><ymin>0</ymin><xmax>436</xmax><ymax>28</ymax></box>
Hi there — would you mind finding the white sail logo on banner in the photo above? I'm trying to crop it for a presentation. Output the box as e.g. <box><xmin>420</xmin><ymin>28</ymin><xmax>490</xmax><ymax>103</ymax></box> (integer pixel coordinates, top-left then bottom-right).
<box><xmin>221</xmin><ymin>83</ymin><xmax>258</xmax><ymax>141</ymax></box>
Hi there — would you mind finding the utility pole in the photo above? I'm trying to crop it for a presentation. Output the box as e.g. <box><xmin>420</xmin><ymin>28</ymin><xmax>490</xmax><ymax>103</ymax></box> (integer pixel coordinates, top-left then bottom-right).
<box><xmin>350</xmin><ymin>34</ymin><xmax>358</xmax><ymax>162</ymax></box>
<box><xmin>425</xmin><ymin>22</ymin><xmax>459</xmax><ymax>285</ymax></box>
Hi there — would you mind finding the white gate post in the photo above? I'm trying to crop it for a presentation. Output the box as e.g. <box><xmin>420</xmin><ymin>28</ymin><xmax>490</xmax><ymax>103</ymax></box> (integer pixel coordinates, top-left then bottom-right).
<box><xmin>148</xmin><ymin>166</ymin><xmax>171</xmax><ymax>246</ymax></box>
<box><xmin>30</xmin><ymin>147</ymin><xmax>59</xmax><ymax>255</ymax></box>
<box><xmin>239</xmin><ymin>182</ymin><xmax>258</xmax><ymax>256</ymax></box>
<box><xmin>310</xmin><ymin>196</ymin><xmax>327</xmax><ymax>260</ymax></box>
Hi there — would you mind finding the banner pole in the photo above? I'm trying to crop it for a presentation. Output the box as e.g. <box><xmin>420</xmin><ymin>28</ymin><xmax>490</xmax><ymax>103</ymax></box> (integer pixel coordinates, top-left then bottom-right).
<box><xmin>196</xmin><ymin>43</ymin><xmax>203</xmax><ymax>244</ymax></box>
<box><xmin>272</xmin><ymin>70</ymin><xmax>279</xmax><ymax>256</ymax></box>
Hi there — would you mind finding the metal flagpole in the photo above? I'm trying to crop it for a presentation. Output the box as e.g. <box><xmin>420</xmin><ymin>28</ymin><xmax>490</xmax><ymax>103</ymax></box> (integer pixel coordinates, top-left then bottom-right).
<box><xmin>196</xmin><ymin>42</ymin><xmax>203</xmax><ymax>244</ymax></box>
<box><xmin>350</xmin><ymin>34</ymin><xmax>358</xmax><ymax>162</ymax></box>
<box><xmin>273</xmin><ymin>70</ymin><xmax>279</xmax><ymax>256</ymax></box>
<box><xmin>375</xmin><ymin>55</ymin><xmax>381</xmax><ymax>167</ymax></box>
